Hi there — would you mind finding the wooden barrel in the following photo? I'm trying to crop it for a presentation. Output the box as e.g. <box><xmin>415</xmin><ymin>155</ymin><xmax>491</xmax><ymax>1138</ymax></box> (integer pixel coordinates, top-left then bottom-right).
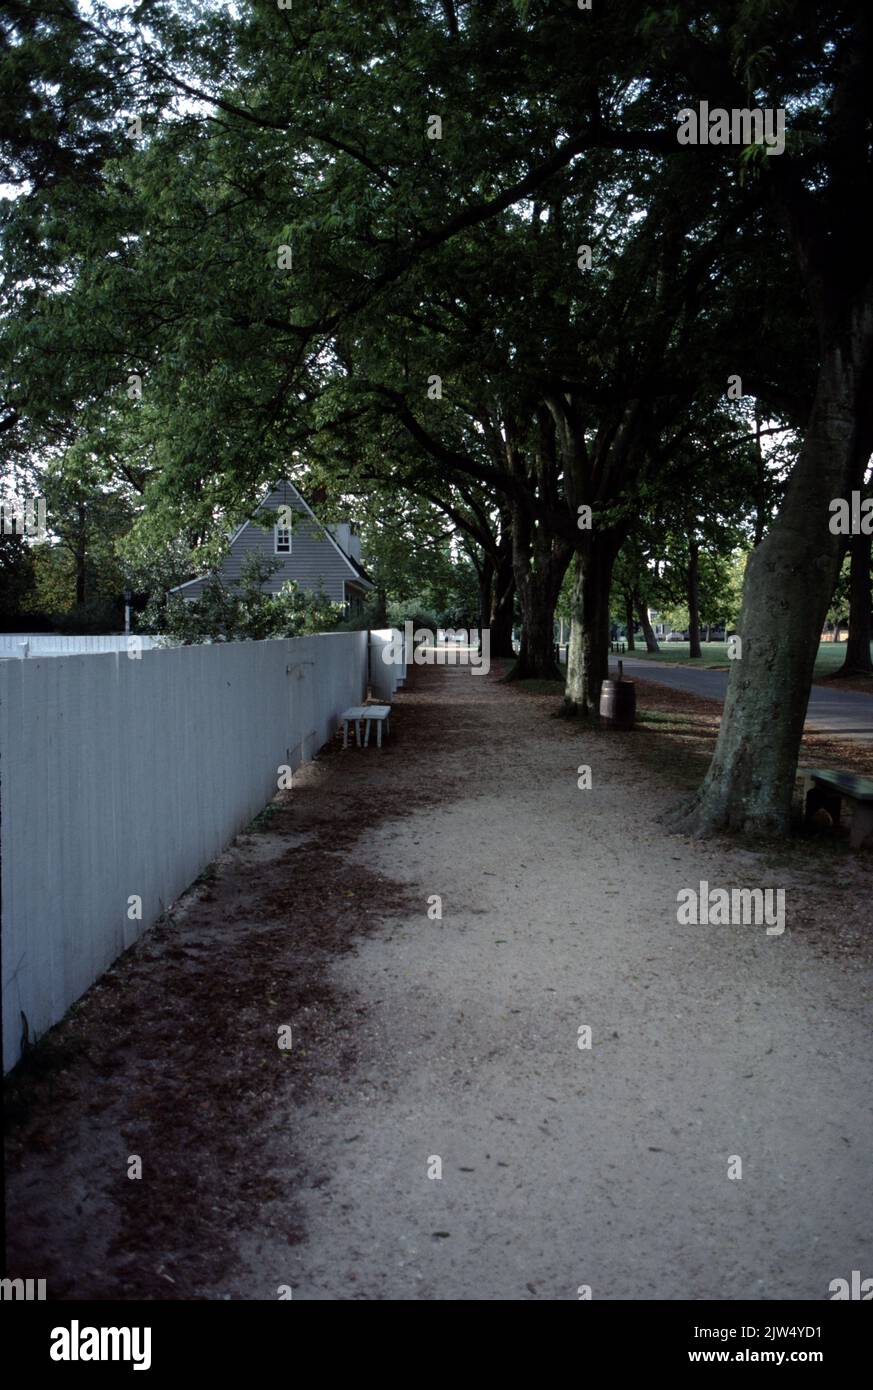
<box><xmin>600</xmin><ymin>678</ymin><xmax>636</xmax><ymax>730</ymax></box>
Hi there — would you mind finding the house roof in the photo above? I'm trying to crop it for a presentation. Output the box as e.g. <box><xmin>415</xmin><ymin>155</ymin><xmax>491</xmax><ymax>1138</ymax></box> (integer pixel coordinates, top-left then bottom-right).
<box><xmin>171</xmin><ymin>478</ymin><xmax>375</xmax><ymax>593</ymax></box>
<box><xmin>342</xmin><ymin>549</ymin><xmax>376</xmax><ymax>589</ymax></box>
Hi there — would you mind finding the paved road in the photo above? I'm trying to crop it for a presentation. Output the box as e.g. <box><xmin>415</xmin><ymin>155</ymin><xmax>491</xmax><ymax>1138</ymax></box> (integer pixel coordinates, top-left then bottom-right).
<box><xmin>608</xmin><ymin>656</ymin><xmax>873</xmax><ymax>743</ymax></box>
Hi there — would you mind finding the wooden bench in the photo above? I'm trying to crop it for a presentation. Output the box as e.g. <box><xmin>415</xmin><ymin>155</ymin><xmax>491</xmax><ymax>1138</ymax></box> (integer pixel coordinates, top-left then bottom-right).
<box><xmin>340</xmin><ymin>704</ymin><xmax>392</xmax><ymax>749</ymax></box>
<box><xmin>799</xmin><ymin>768</ymin><xmax>873</xmax><ymax>848</ymax></box>
<box><xmin>610</xmin><ymin>640</ymin><xmax>627</xmax><ymax>654</ymax></box>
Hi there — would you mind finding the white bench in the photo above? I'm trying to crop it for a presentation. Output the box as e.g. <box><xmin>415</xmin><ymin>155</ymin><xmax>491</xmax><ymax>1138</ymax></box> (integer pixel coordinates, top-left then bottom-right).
<box><xmin>340</xmin><ymin>704</ymin><xmax>392</xmax><ymax>749</ymax></box>
<box><xmin>362</xmin><ymin>704</ymin><xmax>391</xmax><ymax>747</ymax></box>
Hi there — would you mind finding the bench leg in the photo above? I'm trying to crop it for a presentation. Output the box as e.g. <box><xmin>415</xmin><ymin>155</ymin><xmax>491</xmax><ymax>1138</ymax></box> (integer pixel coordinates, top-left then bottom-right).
<box><xmin>805</xmin><ymin>786</ymin><xmax>842</xmax><ymax>828</ymax></box>
<box><xmin>377</xmin><ymin>719</ymin><xmax>382</xmax><ymax>748</ymax></box>
<box><xmin>850</xmin><ymin>801</ymin><xmax>873</xmax><ymax>849</ymax></box>
<box><xmin>342</xmin><ymin>719</ymin><xmax>349</xmax><ymax>750</ymax></box>
<box><xmin>355</xmin><ymin>719</ymin><xmax>362</xmax><ymax>748</ymax></box>
<box><xmin>364</xmin><ymin>718</ymin><xmax>371</xmax><ymax>748</ymax></box>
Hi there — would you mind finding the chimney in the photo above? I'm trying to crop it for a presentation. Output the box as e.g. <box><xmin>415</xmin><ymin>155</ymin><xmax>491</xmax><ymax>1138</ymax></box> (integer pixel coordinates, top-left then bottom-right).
<box><xmin>333</xmin><ymin>522</ymin><xmax>350</xmax><ymax>553</ymax></box>
<box><xmin>348</xmin><ymin>531</ymin><xmax>361</xmax><ymax>562</ymax></box>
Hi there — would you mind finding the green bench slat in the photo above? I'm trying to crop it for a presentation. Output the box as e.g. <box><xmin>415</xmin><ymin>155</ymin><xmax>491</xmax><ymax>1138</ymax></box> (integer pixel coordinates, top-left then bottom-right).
<box><xmin>800</xmin><ymin>769</ymin><xmax>873</xmax><ymax>801</ymax></box>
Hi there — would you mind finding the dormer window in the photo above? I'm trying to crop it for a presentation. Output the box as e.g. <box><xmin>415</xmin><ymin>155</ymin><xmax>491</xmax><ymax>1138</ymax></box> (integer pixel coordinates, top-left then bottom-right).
<box><xmin>274</xmin><ymin>524</ymin><xmax>292</xmax><ymax>554</ymax></box>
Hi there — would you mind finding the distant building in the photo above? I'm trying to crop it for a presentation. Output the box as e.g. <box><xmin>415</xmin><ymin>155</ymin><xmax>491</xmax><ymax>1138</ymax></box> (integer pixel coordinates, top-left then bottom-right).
<box><xmin>170</xmin><ymin>480</ymin><xmax>374</xmax><ymax>616</ymax></box>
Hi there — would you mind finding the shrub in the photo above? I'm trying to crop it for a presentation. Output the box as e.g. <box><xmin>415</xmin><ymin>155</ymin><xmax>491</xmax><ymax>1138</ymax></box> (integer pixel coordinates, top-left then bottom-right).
<box><xmin>141</xmin><ymin>555</ymin><xmax>343</xmax><ymax>643</ymax></box>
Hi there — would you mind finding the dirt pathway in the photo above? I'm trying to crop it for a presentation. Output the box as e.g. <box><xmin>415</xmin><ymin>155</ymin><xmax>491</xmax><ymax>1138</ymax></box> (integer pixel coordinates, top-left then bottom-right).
<box><xmin>6</xmin><ymin>661</ymin><xmax>873</xmax><ymax>1300</ymax></box>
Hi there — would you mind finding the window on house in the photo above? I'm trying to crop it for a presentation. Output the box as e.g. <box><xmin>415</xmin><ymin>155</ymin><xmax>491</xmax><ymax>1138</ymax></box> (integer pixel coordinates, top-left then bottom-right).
<box><xmin>274</xmin><ymin>525</ymin><xmax>292</xmax><ymax>554</ymax></box>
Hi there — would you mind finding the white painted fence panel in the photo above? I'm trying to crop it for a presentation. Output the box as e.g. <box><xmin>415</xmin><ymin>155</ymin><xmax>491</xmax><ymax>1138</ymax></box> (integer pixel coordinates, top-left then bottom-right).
<box><xmin>0</xmin><ymin>632</ymin><xmax>367</xmax><ymax>1071</ymax></box>
<box><xmin>0</xmin><ymin>633</ymin><xmax>162</xmax><ymax>658</ymax></box>
<box><xmin>369</xmin><ymin>628</ymin><xmax>408</xmax><ymax>701</ymax></box>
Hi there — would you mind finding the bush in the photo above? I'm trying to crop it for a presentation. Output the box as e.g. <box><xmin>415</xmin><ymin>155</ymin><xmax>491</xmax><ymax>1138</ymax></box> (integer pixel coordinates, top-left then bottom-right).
<box><xmin>332</xmin><ymin>594</ymin><xmax>384</xmax><ymax>632</ymax></box>
<box><xmin>52</xmin><ymin>597</ymin><xmax>123</xmax><ymax>634</ymax></box>
<box><xmin>141</xmin><ymin>555</ymin><xmax>343</xmax><ymax>643</ymax></box>
<box><xmin>386</xmin><ymin>600</ymin><xmax>440</xmax><ymax>635</ymax></box>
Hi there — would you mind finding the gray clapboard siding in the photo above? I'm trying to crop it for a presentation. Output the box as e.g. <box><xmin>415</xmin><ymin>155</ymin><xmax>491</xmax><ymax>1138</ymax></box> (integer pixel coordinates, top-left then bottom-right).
<box><xmin>175</xmin><ymin>484</ymin><xmax>370</xmax><ymax>604</ymax></box>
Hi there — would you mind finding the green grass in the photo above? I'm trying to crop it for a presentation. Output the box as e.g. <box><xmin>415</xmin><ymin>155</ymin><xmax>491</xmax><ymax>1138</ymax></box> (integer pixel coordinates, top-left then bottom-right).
<box><xmin>248</xmin><ymin>800</ymin><xmax>283</xmax><ymax>832</ymax></box>
<box><xmin>619</xmin><ymin>641</ymin><xmax>731</xmax><ymax>669</ymax></box>
<box><xmin>510</xmin><ymin>641</ymin><xmax>871</xmax><ymax>688</ymax></box>
<box><xmin>618</xmin><ymin>640</ymin><xmax>872</xmax><ymax>679</ymax></box>
<box><xmin>638</xmin><ymin>708</ymin><xmax>693</xmax><ymax>725</ymax></box>
<box><xmin>810</xmin><ymin>641</ymin><xmax>873</xmax><ymax>678</ymax></box>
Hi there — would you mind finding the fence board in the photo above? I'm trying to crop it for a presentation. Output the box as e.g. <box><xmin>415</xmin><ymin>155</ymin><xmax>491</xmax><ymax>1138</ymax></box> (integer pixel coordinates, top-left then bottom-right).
<box><xmin>0</xmin><ymin>632</ymin><xmax>369</xmax><ymax>1071</ymax></box>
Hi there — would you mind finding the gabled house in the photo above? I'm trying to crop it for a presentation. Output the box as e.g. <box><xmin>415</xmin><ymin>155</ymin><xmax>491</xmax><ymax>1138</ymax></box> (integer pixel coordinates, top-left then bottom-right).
<box><xmin>170</xmin><ymin>480</ymin><xmax>374</xmax><ymax>616</ymax></box>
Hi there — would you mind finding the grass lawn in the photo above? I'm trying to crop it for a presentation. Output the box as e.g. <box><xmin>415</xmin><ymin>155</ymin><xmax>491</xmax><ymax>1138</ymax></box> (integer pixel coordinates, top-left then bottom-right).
<box><xmin>614</xmin><ymin>639</ymin><xmax>873</xmax><ymax>680</ymax></box>
<box><xmin>616</xmin><ymin>641</ymin><xmax>732</xmax><ymax>670</ymax></box>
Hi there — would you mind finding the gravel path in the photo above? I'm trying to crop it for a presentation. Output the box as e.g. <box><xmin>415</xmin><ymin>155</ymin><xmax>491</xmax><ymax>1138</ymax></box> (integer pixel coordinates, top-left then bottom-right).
<box><xmin>6</xmin><ymin>660</ymin><xmax>872</xmax><ymax>1301</ymax></box>
<box><xmin>246</xmin><ymin>663</ymin><xmax>873</xmax><ymax>1300</ymax></box>
<box><xmin>608</xmin><ymin>656</ymin><xmax>873</xmax><ymax>742</ymax></box>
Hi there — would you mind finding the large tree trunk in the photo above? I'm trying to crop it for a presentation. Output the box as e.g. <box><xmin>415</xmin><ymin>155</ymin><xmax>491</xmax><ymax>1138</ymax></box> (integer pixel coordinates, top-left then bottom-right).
<box><xmin>507</xmin><ymin>503</ymin><xmax>570</xmax><ymax>681</ymax></box>
<box><xmin>489</xmin><ymin>545</ymin><xmax>516</xmax><ymax>658</ymax></box>
<box><xmin>477</xmin><ymin>555</ymin><xmax>494</xmax><ymax>641</ymax></box>
<box><xmin>373</xmin><ymin>586</ymin><xmax>388</xmax><ymax>626</ymax></box>
<box><xmin>561</xmin><ymin>537</ymin><xmax>619</xmax><ymax>717</ymax></box>
<box><xmin>624</xmin><ymin>591</ymin><xmax>636</xmax><ymax>651</ymax></box>
<box><xmin>687</xmin><ymin>536</ymin><xmax>702</xmax><ymax>658</ymax></box>
<box><xmin>668</xmin><ymin>340</ymin><xmax>872</xmax><ymax>837</ymax></box>
<box><xmin>637</xmin><ymin>594</ymin><xmax>660</xmax><ymax>652</ymax></box>
<box><xmin>842</xmin><ymin>526</ymin><xmax>873</xmax><ymax>674</ymax></box>
<box><xmin>513</xmin><ymin>570</ymin><xmax>564</xmax><ymax>679</ymax></box>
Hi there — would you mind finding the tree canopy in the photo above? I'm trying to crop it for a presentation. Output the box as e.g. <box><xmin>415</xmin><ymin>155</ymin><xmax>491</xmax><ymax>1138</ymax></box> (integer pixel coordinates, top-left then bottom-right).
<box><xmin>2</xmin><ymin>0</ymin><xmax>871</xmax><ymax>834</ymax></box>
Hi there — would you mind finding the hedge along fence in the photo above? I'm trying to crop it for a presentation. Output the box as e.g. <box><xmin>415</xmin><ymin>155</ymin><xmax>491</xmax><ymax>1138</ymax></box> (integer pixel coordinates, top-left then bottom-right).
<box><xmin>0</xmin><ymin>631</ymin><xmax>368</xmax><ymax>1072</ymax></box>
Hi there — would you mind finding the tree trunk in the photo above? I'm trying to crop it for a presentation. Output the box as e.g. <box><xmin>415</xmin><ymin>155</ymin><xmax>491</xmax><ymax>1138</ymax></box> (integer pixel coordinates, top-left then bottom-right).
<box><xmin>561</xmin><ymin>538</ymin><xmax>619</xmax><ymax>717</ymax></box>
<box><xmin>842</xmin><ymin>526</ymin><xmax>873</xmax><ymax>674</ymax></box>
<box><xmin>687</xmin><ymin>536</ymin><xmax>702</xmax><ymax>658</ymax></box>
<box><xmin>513</xmin><ymin>571</ymin><xmax>564</xmax><ymax>679</ymax></box>
<box><xmin>625</xmin><ymin>591</ymin><xmax>636</xmax><ymax>651</ymax></box>
<box><xmin>507</xmin><ymin>504</ymin><xmax>569</xmax><ymax>681</ymax></box>
<box><xmin>489</xmin><ymin>547</ymin><xmax>516</xmax><ymax>658</ymax></box>
<box><xmin>637</xmin><ymin>594</ymin><xmax>660</xmax><ymax>652</ymax></box>
<box><xmin>75</xmin><ymin>503</ymin><xmax>87</xmax><ymax>606</ymax></box>
<box><xmin>668</xmin><ymin>341</ymin><xmax>872</xmax><ymax>837</ymax></box>
<box><xmin>753</xmin><ymin>411</ymin><xmax>767</xmax><ymax>546</ymax></box>
<box><xmin>477</xmin><ymin>555</ymin><xmax>494</xmax><ymax>642</ymax></box>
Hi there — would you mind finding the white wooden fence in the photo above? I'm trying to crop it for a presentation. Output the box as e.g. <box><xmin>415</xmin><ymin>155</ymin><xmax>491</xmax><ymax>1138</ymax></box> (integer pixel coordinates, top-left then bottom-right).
<box><xmin>0</xmin><ymin>632</ymin><xmax>376</xmax><ymax>1071</ymax></box>
<box><xmin>0</xmin><ymin>633</ymin><xmax>161</xmax><ymax>658</ymax></box>
<box><xmin>368</xmin><ymin>627</ymin><xmax>408</xmax><ymax>700</ymax></box>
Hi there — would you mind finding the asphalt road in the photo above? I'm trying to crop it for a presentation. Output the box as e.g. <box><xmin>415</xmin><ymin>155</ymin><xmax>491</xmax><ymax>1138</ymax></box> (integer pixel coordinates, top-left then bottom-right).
<box><xmin>608</xmin><ymin>656</ymin><xmax>873</xmax><ymax>743</ymax></box>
